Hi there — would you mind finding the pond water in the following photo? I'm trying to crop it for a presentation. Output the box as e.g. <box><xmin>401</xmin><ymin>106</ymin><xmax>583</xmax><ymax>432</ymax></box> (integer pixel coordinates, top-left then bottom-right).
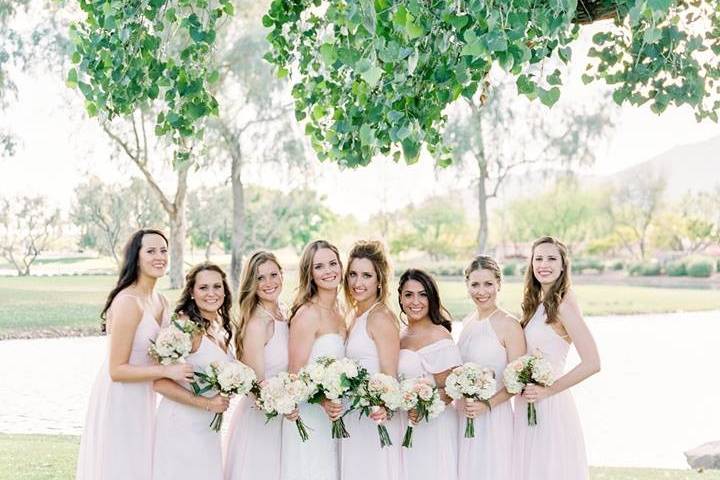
<box><xmin>1</xmin><ymin>310</ymin><xmax>718</xmax><ymax>469</ymax></box>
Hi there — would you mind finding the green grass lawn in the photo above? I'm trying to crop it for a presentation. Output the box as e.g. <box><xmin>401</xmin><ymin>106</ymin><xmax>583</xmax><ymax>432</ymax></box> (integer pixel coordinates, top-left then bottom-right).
<box><xmin>0</xmin><ymin>434</ymin><xmax>715</xmax><ymax>480</ymax></box>
<box><xmin>1</xmin><ymin>274</ymin><xmax>719</xmax><ymax>338</ymax></box>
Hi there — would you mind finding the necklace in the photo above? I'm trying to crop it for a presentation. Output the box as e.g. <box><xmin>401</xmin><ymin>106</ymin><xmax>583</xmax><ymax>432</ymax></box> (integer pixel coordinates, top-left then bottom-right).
<box><xmin>257</xmin><ymin>302</ymin><xmax>284</xmax><ymax>322</ymax></box>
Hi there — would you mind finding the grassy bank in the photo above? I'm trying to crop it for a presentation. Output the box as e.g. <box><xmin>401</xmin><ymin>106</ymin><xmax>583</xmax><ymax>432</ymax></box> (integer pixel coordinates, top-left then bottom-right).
<box><xmin>2</xmin><ymin>275</ymin><xmax>720</xmax><ymax>339</ymax></box>
<box><xmin>0</xmin><ymin>434</ymin><xmax>716</xmax><ymax>480</ymax></box>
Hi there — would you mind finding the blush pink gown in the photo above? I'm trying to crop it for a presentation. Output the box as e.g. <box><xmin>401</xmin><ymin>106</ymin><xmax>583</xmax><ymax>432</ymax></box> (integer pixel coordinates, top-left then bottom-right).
<box><xmin>152</xmin><ymin>335</ymin><xmax>234</xmax><ymax>480</ymax></box>
<box><xmin>342</xmin><ymin>308</ymin><xmax>402</xmax><ymax>480</ymax></box>
<box><xmin>456</xmin><ymin>313</ymin><xmax>514</xmax><ymax>480</ymax></box>
<box><xmin>224</xmin><ymin>319</ymin><xmax>289</xmax><ymax>480</ymax></box>
<box><xmin>75</xmin><ymin>295</ymin><xmax>161</xmax><ymax>480</ymax></box>
<box><xmin>511</xmin><ymin>304</ymin><xmax>589</xmax><ymax>480</ymax></box>
<box><xmin>398</xmin><ymin>338</ymin><xmax>462</xmax><ymax>480</ymax></box>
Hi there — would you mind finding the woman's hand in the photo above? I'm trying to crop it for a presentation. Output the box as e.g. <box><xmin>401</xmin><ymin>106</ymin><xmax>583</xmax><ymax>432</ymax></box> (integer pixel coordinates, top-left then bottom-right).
<box><xmin>407</xmin><ymin>408</ymin><xmax>420</xmax><ymax>425</ymax></box>
<box><xmin>463</xmin><ymin>398</ymin><xmax>489</xmax><ymax>418</ymax></box>
<box><xmin>522</xmin><ymin>384</ymin><xmax>552</xmax><ymax>403</ymax></box>
<box><xmin>204</xmin><ymin>394</ymin><xmax>230</xmax><ymax>413</ymax></box>
<box><xmin>369</xmin><ymin>405</ymin><xmax>388</xmax><ymax>423</ymax></box>
<box><xmin>163</xmin><ymin>363</ymin><xmax>194</xmax><ymax>382</ymax></box>
<box><xmin>284</xmin><ymin>407</ymin><xmax>300</xmax><ymax>422</ymax></box>
<box><xmin>321</xmin><ymin>398</ymin><xmax>344</xmax><ymax>421</ymax></box>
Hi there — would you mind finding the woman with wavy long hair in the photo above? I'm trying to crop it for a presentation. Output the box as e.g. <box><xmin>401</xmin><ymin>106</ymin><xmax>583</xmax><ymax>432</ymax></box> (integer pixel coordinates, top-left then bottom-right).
<box><xmin>225</xmin><ymin>251</ymin><xmax>290</xmax><ymax>480</ymax></box>
<box><xmin>512</xmin><ymin>237</ymin><xmax>601</xmax><ymax>480</ymax></box>
<box><xmin>397</xmin><ymin>269</ymin><xmax>461</xmax><ymax>480</ymax></box>
<box><xmin>281</xmin><ymin>240</ymin><xmax>346</xmax><ymax>480</ymax></box>
<box><xmin>152</xmin><ymin>262</ymin><xmax>234</xmax><ymax>480</ymax></box>
<box><xmin>342</xmin><ymin>240</ymin><xmax>401</xmax><ymax>480</ymax></box>
<box><xmin>76</xmin><ymin>229</ymin><xmax>194</xmax><ymax>480</ymax></box>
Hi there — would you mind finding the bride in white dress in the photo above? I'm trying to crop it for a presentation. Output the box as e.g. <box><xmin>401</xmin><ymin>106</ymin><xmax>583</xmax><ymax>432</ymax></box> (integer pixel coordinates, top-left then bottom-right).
<box><xmin>281</xmin><ymin>240</ymin><xmax>347</xmax><ymax>480</ymax></box>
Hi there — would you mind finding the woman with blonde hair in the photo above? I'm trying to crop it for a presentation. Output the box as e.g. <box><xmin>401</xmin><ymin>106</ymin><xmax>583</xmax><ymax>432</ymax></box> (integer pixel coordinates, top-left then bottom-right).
<box><xmin>281</xmin><ymin>240</ymin><xmax>347</xmax><ymax>480</ymax></box>
<box><xmin>457</xmin><ymin>255</ymin><xmax>525</xmax><ymax>480</ymax></box>
<box><xmin>225</xmin><ymin>251</ymin><xmax>289</xmax><ymax>479</ymax></box>
<box><xmin>342</xmin><ymin>240</ymin><xmax>401</xmax><ymax>480</ymax></box>
<box><xmin>512</xmin><ymin>236</ymin><xmax>601</xmax><ymax>480</ymax></box>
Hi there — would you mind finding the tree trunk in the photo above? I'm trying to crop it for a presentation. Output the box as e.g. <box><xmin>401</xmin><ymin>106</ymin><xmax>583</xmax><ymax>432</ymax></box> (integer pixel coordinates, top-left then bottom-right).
<box><xmin>477</xmin><ymin>175</ymin><xmax>489</xmax><ymax>254</ymax></box>
<box><xmin>230</xmin><ymin>153</ymin><xmax>245</xmax><ymax>293</ymax></box>
<box><xmin>168</xmin><ymin>162</ymin><xmax>190</xmax><ymax>289</ymax></box>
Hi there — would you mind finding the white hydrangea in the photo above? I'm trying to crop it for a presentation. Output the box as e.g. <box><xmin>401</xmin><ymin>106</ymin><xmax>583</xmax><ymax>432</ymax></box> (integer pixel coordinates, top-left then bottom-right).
<box><xmin>211</xmin><ymin>360</ymin><xmax>256</xmax><ymax>396</ymax></box>
<box><xmin>445</xmin><ymin>362</ymin><xmax>497</xmax><ymax>401</ymax></box>
<box><xmin>148</xmin><ymin>325</ymin><xmax>192</xmax><ymax>365</ymax></box>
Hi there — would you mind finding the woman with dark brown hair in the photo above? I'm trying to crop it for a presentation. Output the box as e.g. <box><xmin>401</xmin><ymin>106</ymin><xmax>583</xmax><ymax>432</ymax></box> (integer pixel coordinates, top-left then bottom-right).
<box><xmin>152</xmin><ymin>262</ymin><xmax>234</xmax><ymax>480</ymax></box>
<box><xmin>76</xmin><ymin>229</ymin><xmax>193</xmax><ymax>480</ymax></box>
<box><xmin>397</xmin><ymin>269</ymin><xmax>461</xmax><ymax>480</ymax></box>
<box><xmin>512</xmin><ymin>237</ymin><xmax>601</xmax><ymax>480</ymax></box>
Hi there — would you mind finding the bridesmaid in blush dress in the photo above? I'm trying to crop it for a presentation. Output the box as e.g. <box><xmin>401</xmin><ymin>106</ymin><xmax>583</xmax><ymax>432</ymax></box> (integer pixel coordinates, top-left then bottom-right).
<box><xmin>225</xmin><ymin>252</ymin><xmax>290</xmax><ymax>480</ymax></box>
<box><xmin>281</xmin><ymin>240</ymin><xmax>347</xmax><ymax>480</ymax></box>
<box><xmin>76</xmin><ymin>229</ymin><xmax>194</xmax><ymax>480</ymax></box>
<box><xmin>341</xmin><ymin>240</ymin><xmax>401</xmax><ymax>480</ymax></box>
<box><xmin>456</xmin><ymin>256</ymin><xmax>526</xmax><ymax>480</ymax></box>
<box><xmin>152</xmin><ymin>263</ymin><xmax>235</xmax><ymax>480</ymax></box>
<box><xmin>512</xmin><ymin>237</ymin><xmax>601</xmax><ymax>480</ymax></box>
<box><xmin>396</xmin><ymin>269</ymin><xmax>462</xmax><ymax>480</ymax></box>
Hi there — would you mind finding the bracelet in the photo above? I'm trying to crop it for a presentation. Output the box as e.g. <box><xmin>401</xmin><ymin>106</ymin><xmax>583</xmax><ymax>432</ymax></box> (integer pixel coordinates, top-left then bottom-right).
<box><xmin>204</xmin><ymin>399</ymin><xmax>210</xmax><ymax>411</ymax></box>
<box><xmin>480</xmin><ymin>398</ymin><xmax>492</xmax><ymax>411</ymax></box>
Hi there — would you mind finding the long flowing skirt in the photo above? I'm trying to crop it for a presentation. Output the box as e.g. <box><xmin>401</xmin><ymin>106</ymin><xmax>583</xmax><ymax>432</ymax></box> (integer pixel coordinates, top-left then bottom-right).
<box><xmin>399</xmin><ymin>406</ymin><xmax>458</xmax><ymax>480</ymax></box>
<box><xmin>341</xmin><ymin>412</ymin><xmax>401</xmax><ymax>480</ymax></box>
<box><xmin>280</xmin><ymin>402</ymin><xmax>339</xmax><ymax>480</ymax></box>
<box><xmin>153</xmin><ymin>397</ymin><xmax>223</xmax><ymax>480</ymax></box>
<box><xmin>76</xmin><ymin>365</ymin><xmax>155</xmax><ymax>480</ymax></box>
<box><xmin>457</xmin><ymin>401</ymin><xmax>513</xmax><ymax>480</ymax></box>
<box><xmin>224</xmin><ymin>396</ymin><xmax>283</xmax><ymax>479</ymax></box>
<box><xmin>511</xmin><ymin>393</ymin><xmax>588</xmax><ymax>480</ymax></box>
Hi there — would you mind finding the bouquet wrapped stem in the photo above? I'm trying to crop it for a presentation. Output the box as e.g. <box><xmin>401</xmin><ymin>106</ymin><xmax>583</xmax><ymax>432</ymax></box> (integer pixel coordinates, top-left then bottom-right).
<box><xmin>254</xmin><ymin>373</ymin><xmax>314</xmax><ymax>442</ymax></box>
<box><xmin>445</xmin><ymin>363</ymin><xmax>497</xmax><ymax>439</ymax></box>
<box><xmin>350</xmin><ymin>374</ymin><xmax>403</xmax><ymax>448</ymax></box>
<box><xmin>503</xmin><ymin>351</ymin><xmax>555</xmax><ymax>427</ymax></box>
<box><xmin>191</xmin><ymin>360</ymin><xmax>256</xmax><ymax>431</ymax></box>
<box><xmin>399</xmin><ymin>377</ymin><xmax>445</xmax><ymax>448</ymax></box>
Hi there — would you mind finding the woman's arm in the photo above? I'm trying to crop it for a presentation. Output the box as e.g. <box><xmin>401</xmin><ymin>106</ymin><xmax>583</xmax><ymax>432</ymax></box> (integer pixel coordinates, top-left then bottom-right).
<box><xmin>523</xmin><ymin>291</ymin><xmax>600</xmax><ymax>402</ymax></box>
<box><xmin>153</xmin><ymin>379</ymin><xmax>230</xmax><ymax>413</ymax></box>
<box><xmin>368</xmin><ymin>309</ymin><xmax>400</xmax><ymax>377</ymax></box>
<box><xmin>287</xmin><ymin>306</ymin><xmax>317</xmax><ymax>374</ymax></box>
<box><xmin>108</xmin><ymin>296</ymin><xmax>193</xmax><ymax>383</ymax></box>
<box><xmin>241</xmin><ymin>315</ymin><xmax>270</xmax><ymax>380</ymax></box>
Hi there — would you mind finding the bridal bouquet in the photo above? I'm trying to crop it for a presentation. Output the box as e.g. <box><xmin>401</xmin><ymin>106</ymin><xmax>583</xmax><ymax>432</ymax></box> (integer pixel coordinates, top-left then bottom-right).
<box><xmin>192</xmin><ymin>360</ymin><xmax>257</xmax><ymax>431</ymax></box>
<box><xmin>350</xmin><ymin>373</ymin><xmax>403</xmax><ymax>447</ymax></box>
<box><xmin>399</xmin><ymin>377</ymin><xmax>445</xmax><ymax>448</ymax></box>
<box><xmin>301</xmin><ymin>356</ymin><xmax>366</xmax><ymax>438</ymax></box>
<box><xmin>253</xmin><ymin>372</ymin><xmax>313</xmax><ymax>441</ymax></box>
<box><xmin>503</xmin><ymin>351</ymin><xmax>555</xmax><ymax>426</ymax></box>
<box><xmin>445</xmin><ymin>362</ymin><xmax>497</xmax><ymax>438</ymax></box>
<box><xmin>148</xmin><ymin>316</ymin><xmax>197</xmax><ymax>365</ymax></box>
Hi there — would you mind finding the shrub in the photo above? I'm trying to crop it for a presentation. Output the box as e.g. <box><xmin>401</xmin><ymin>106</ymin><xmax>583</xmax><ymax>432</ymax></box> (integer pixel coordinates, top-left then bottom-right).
<box><xmin>572</xmin><ymin>257</ymin><xmax>605</xmax><ymax>274</ymax></box>
<box><xmin>628</xmin><ymin>261</ymin><xmax>662</xmax><ymax>276</ymax></box>
<box><xmin>687</xmin><ymin>259</ymin><xmax>713</xmax><ymax>278</ymax></box>
<box><xmin>666</xmin><ymin>260</ymin><xmax>688</xmax><ymax>277</ymax></box>
<box><xmin>607</xmin><ymin>259</ymin><xmax>624</xmax><ymax>271</ymax></box>
<box><xmin>502</xmin><ymin>263</ymin><xmax>517</xmax><ymax>276</ymax></box>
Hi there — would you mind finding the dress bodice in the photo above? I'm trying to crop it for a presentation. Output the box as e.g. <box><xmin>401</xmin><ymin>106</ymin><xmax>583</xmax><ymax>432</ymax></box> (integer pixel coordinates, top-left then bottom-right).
<box><xmin>264</xmin><ymin>320</ymin><xmax>290</xmax><ymax>378</ymax></box>
<box><xmin>188</xmin><ymin>337</ymin><xmax>234</xmax><ymax>397</ymax></box>
<box><xmin>458</xmin><ymin>313</ymin><xmax>508</xmax><ymax>391</ymax></box>
<box><xmin>345</xmin><ymin>307</ymin><xmax>380</xmax><ymax>373</ymax></box>
<box><xmin>398</xmin><ymin>338</ymin><xmax>462</xmax><ymax>384</ymax></box>
<box><xmin>308</xmin><ymin>333</ymin><xmax>345</xmax><ymax>363</ymax></box>
<box><xmin>107</xmin><ymin>297</ymin><xmax>163</xmax><ymax>366</ymax></box>
<box><xmin>524</xmin><ymin>304</ymin><xmax>570</xmax><ymax>376</ymax></box>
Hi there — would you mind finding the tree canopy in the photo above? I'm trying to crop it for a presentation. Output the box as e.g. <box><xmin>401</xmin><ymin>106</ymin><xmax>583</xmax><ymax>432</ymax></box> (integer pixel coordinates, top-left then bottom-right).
<box><xmin>262</xmin><ymin>0</ymin><xmax>720</xmax><ymax>166</ymax></box>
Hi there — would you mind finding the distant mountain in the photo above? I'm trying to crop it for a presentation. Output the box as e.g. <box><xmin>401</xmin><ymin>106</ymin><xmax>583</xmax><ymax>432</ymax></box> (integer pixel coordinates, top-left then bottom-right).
<box><xmin>606</xmin><ymin>135</ymin><xmax>720</xmax><ymax>197</ymax></box>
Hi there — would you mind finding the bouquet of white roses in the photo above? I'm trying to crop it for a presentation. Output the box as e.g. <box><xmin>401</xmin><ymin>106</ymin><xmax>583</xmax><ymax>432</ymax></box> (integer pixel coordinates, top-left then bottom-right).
<box><xmin>192</xmin><ymin>360</ymin><xmax>257</xmax><ymax>431</ymax></box>
<box><xmin>399</xmin><ymin>376</ymin><xmax>445</xmax><ymax>448</ymax></box>
<box><xmin>445</xmin><ymin>362</ymin><xmax>497</xmax><ymax>438</ymax></box>
<box><xmin>253</xmin><ymin>372</ymin><xmax>313</xmax><ymax>441</ymax></box>
<box><xmin>300</xmin><ymin>356</ymin><xmax>366</xmax><ymax>439</ymax></box>
<box><xmin>349</xmin><ymin>372</ymin><xmax>403</xmax><ymax>447</ymax></box>
<box><xmin>503</xmin><ymin>350</ymin><xmax>555</xmax><ymax>426</ymax></box>
<box><xmin>148</xmin><ymin>316</ymin><xmax>197</xmax><ymax>365</ymax></box>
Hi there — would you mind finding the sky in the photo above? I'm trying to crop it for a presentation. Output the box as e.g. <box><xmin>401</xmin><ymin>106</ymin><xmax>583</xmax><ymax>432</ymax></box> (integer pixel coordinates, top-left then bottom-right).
<box><xmin>1</xmin><ymin>18</ymin><xmax>719</xmax><ymax>221</ymax></box>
